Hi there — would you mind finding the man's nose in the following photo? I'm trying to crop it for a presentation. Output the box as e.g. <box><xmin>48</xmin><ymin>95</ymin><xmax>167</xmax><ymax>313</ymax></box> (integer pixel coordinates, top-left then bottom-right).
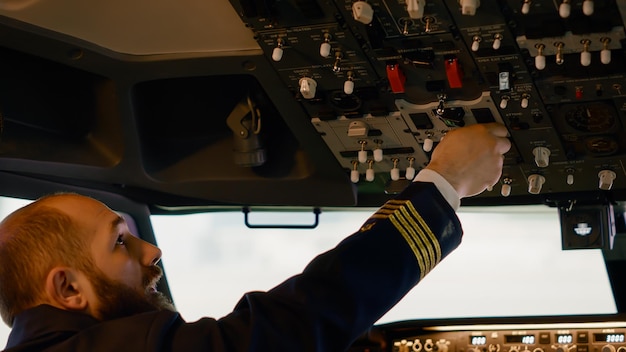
<box><xmin>138</xmin><ymin>239</ymin><xmax>162</xmax><ymax>266</ymax></box>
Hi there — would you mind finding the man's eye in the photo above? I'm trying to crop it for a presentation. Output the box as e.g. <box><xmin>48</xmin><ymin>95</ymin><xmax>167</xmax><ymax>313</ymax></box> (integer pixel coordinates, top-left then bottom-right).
<box><xmin>116</xmin><ymin>235</ymin><xmax>125</xmax><ymax>245</ymax></box>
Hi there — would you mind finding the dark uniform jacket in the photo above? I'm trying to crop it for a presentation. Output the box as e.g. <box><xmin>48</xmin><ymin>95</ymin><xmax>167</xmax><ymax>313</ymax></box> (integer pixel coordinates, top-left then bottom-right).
<box><xmin>3</xmin><ymin>182</ymin><xmax>463</xmax><ymax>351</ymax></box>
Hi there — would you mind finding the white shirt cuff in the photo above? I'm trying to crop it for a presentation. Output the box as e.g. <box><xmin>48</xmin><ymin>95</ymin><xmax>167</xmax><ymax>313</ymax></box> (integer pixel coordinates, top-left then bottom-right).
<box><xmin>413</xmin><ymin>169</ymin><xmax>460</xmax><ymax>211</ymax></box>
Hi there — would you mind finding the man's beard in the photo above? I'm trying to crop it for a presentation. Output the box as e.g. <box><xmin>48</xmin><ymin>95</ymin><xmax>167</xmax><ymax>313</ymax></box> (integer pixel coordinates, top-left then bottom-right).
<box><xmin>87</xmin><ymin>264</ymin><xmax>176</xmax><ymax>321</ymax></box>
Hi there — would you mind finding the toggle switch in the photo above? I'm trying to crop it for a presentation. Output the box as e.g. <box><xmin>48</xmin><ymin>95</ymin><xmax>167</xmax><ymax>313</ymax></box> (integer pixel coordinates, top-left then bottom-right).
<box><xmin>373</xmin><ymin>139</ymin><xmax>384</xmax><ymax>162</ymax></box>
<box><xmin>272</xmin><ymin>38</ymin><xmax>284</xmax><ymax>62</ymax></box>
<box><xmin>501</xmin><ymin>178</ymin><xmax>512</xmax><ymax>197</ymax></box>
<box><xmin>333</xmin><ymin>50</ymin><xmax>343</xmax><ymax>72</ymax></box>
<box><xmin>471</xmin><ymin>35</ymin><xmax>481</xmax><ymax>52</ymax></box>
<box><xmin>320</xmin><ymin>33</ymin><xmax>332</xmax><ymax>58</ymax></box>
<box><xmin>559</xmin><ymin>0</ymin><xmax>571</xmax><ymax>18</ymax></box>
<box><xmin>521</xmin><ymin>94</ymin><xmax>530</xmax><ymax>108</ymax></box>
<box><xmin>423</xmin><ymin>132</ymin><xmax>434</xmax><ymax>152</ymax></box>
<box><xmin>350</xmin><ymin>160</ymin><xmax>360</xmax><ymax>183</ymax></box>
<box><xmin>535</xmin><ymin>43</ymin><xmax>546</xmax><ymax>70</ymax></box>
<box><xmin>521</xmin><ymin>0</ymin><xmax>531</xmax><ymax>14</ymax></box>
<box><xmin>580</xmin><ymin>39</ymin><xmax>591</xmax><ymax>66</ymax></box>
<box><xmin>492</xmin><ymin>34</ymin><xmax>503</xmax><ymax>50</ymax></box>
<box><xmin>344</xmin><ymin>71</ymin><xmax>355</xmax><ymax>95</ymax></box>
<box><xmin>390</xmin><ymin>158</ymin><xmax>400</xmax><ymax>181</ymax></box>
<box><xmin>598</xmin><ymin>170</ymin><xmax>616</xmax><ymax>190</ymax></box>
<box><xmin>583</xmin><ymin>0</ymin><xmax>593</xmax><ymax>16</ymax></box>
<box><xmin>601</xmin><ymin>37</ymin><xmax>612</xmax><ymax>64</ymax></box>
<box><xmin>366</xmin><ymin>160</ymin><xmax>375</xmax><ymax>182</ymax></box>
<box><xmin>528</xmin><ymin>174</ymin><xmax>545</xmax><ymax>194</ymax></box>
<box><xmin>566</xmin><ymin>168</ymin><xmax>575</xmax><ymax>185</ymax></box>
<box><xmin>499</xmin><ymin>95</ymin><xmax>510</xmax><ymax>109</ymax></box>
<box><xmin>358</xmin><ymin>140</ymin><xmax>368</xmax><ymax>163</ymax></box>
<box><xmin>405</xmin><ymin>157</ymin><xmax>416</xmax><ymax>180</ymax></box>
<box><xmin>554</xmin><ymin>42</ymin><xmax>565</xmax><ymax>65</ymax></box>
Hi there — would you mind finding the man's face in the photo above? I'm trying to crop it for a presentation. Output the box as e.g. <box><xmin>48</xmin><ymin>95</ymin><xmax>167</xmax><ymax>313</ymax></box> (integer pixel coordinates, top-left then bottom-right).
<box><xmin>46</xmin><ymin>195</ymin><xmax>174</xmax><ymax>319</ymax></box>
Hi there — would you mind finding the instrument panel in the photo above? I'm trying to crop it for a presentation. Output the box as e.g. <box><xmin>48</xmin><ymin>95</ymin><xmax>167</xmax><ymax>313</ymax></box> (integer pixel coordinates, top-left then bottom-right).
<box><xmin>387</xmin><ymin>322</ymin><xmax>626</xmax><ymax>352</ymax></box>
<box><xmin>227</xmin><ymin>0</ymin><xmax>626</xmax><ymax>206</ymax></box>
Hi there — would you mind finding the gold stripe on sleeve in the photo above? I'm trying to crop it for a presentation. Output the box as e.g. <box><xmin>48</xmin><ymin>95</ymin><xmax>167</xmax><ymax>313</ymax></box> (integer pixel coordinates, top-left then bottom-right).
<box><xmin>384</xmin><ymin>200</ymin><xmax>442</xmax><ymax>279</ymax></box>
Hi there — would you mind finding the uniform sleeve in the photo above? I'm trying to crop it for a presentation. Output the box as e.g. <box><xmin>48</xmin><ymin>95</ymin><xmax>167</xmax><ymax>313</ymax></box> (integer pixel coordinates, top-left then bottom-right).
<box><xmin>168</xmin><ymin>181</ymin><xmax>463</xmax><ymax>352</ymax></box>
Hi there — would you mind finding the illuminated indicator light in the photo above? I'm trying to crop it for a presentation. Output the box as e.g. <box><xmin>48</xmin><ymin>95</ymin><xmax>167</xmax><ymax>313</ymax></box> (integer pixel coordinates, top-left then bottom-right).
<box><xmin>556</xmin><ymin>334</ymin><xmax>573</xmax><ymax>344</ymax></box>
<box><xmin>575</xmin><ymin>87</ymin><xmax>583</xmax><ymax>100</ymax></box>
<box><xmin>574</xmin><ymin>223</ymin><xmax>592</xmax><ymax>236</ymax></box>
<box><xmin>470</xmin><ymin>336</ymin><xmax>487</xmax><ymax>345</ymax></box>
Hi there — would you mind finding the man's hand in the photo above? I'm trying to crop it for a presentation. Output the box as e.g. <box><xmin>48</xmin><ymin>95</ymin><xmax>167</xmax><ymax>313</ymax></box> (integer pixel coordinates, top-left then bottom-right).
<box><xmin>425</xmin><ymin>123</ymin><xmax>511</xmax><ymax>198</ymax></box>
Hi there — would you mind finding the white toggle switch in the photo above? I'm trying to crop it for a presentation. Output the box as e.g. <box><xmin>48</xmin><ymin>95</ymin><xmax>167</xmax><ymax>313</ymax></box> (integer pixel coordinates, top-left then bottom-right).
<box><xmin>350</xmin><ymin>169</ymin><xmax>360</xmax><ymax>183</ymax></box>
<box><xmin>272</xmin><ymin>46</ymin><xmax>283</xmax><ymax>62</ymax></box>
<box><xmin>501</xmin><ymin>183</ymin><xmax>511</xmax><ymax>197</ymax></box>
<box><xmin>390</xmin><ymin>167</ymin><xmax>400</xmax><ymax>181</ymax></box>
<box><xmin>535</xmin><ymin>54</ymin><xmax>546</xmax><ymax>70</ymax></box>
<box><xmin>598</xmin><ymin>170</ymin><xmax>616</xmax><ymax>190</ymax></box>
<box><xmin>352</xmin><ymin>1</ymin><xmax>374</xmax><ymax>24</ymax></box>
<box><xmin>366</xmin><ymin>164</ymin><xmax>375</xmax><ymax>182</ymax></box>
<box><xmin>299</xmin><ymin>77</ymin><xmax>317</xmax><ymax>99</ymax></box>
<box><xmin>527</xmin><ymin>174</ymin><xmax>546</xmax><ymax>194</ymax></box>
<box><xmin>559</xmin><ymin>1</ymin><xmax>571</xmax><ymax>18</ymax></box>
<box><xmin>601</xmin><ymin>48</ymin><xmax>612</xmax><ymax>64</ymax></box>
<box><xmin>405</xmin><ymin>166</ymin><xmax>416</xmax><ymax>180</ymax></box>
<box><xmin>373</xmin><ymin>148</ymin><xmax>383</xmax><ymax>162</ymax></box>
<box><xmin>471</xmin><ymin>36</ymin><xmax>481</xmax><ymax>52</ymax></box>
<box><xmin>583</xmin><ymin>0</ymin><xmax>594</xmax><ymax>16</ymax></box>
<box><xmin>423</xmin><ymin>137</ymin><xmax>434</xmax><ymax>152</ymax></box>
<box><xmin>406</xmin><ymin>0</ymin><xmax>425</xmax><ymax>19</ymax></box>
<box><xmin>344</xmin><ymin>79</ymin><xmax>354</xmax><ymax>95</ymax></box>
<box><xmin>567</xmin><ymin>173</ymin><xmax>574</xmax><ymax>185</ymax></box>
<box><xmin>390</xmin><ymin>158</ymin><xmax>400</xmax><ymax>180</ymax></box>
<box><xmin>535</xmin><ymin>44</ymin><xmax>546</xmax><ymax>70</ymax></box>
<box><xmin>521</xmin><ymin>95</ymin><xmax>530</xmax><ymax>108</ymax></box>
<box><xmin>601</xmin><ymin>38</ymin><xmax>612</xmax><ymax>64</ymax></box>
<box><xmin>459</xmin><ymin>0</ymin><xmax>480</xmax><ymax>15</ymax></box>
<box><xmin>320</xmin><ymin>42</ymin><xmax>332</xmax><ymax>58</ymax></box>
<box><xmin>580</xmin><ymin>39</ymin><xmax>591</xmax><ymax>66</ymax></box>
<box><xmin>521</xmin><ymin>0</ymin><xmax>531</xmax><ymax>14</ymax></box>
<box><xmin>351</xmin><ymin>161</ymin><xmax>360</xmax><ymax>183</ymax></box>
<box><xmin>499</xmin><ymin>96</ymin><xmax>509</xmax><ymax>109</ymax></box>
<box><xmin>580</xmin><ymin>50</ymin><xmax>591</xmax><ymax>66</ymax></box>
<box><xmin>533</xmin><ymin>146</ymin><xmax>551</xmax><ymax>167</ymax></box>
<box><xmin>358</xmin><ymin>150</ymin><xmax>367</xmax><ymax>164</ymax></box>
<box><xmin>492</xmin><ymin>34</ymin><xmax>502</xmax><ymax>50</ymax></box>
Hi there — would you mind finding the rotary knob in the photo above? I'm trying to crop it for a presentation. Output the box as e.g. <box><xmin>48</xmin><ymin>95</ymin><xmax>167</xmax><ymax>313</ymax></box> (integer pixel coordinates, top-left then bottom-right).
<box><xmin>352</xmin><ymin>1</ymin><xmax>374</xmax><ymax>24</ymax></box>
<box><xmin>528</xmin><ymin>174</ymin><xmax>545</xmax><ymax>194</ymax></box>
<box><xmin>299</xmin><ymin>77</ymin><xmax>317</xmax><ymax>100</ymax></box>
<box><xmin>598</xmin><ymin>170</ymin><xmax>616</xmax><ymax>190</ymax></box>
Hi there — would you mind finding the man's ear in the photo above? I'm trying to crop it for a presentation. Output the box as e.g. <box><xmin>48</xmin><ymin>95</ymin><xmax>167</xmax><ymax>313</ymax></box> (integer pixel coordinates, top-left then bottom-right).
<box><xmin>44</xmin><ymin>267</ymin><xmax>89</xmax><ymax>312</ymax></box>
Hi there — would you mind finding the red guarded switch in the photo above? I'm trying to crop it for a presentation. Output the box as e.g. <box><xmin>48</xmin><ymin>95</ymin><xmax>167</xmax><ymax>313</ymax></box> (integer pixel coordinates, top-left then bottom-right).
<box><xmin>386</xmin><ymin>63</ymin><xmax>406</xmax><ymax>93</ymax></box>
<box><xmin>445</xmin><ymin>56</ymin><xmax>463</xmax><ymax>88</ymax></box>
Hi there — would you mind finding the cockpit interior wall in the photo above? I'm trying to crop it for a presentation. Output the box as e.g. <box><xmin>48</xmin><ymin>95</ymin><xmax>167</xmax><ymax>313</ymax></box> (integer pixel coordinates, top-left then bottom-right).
<box><xmin>0</xmin><ymin>0</ymin><xmax>624</xmax><ymax>209</ymax></box>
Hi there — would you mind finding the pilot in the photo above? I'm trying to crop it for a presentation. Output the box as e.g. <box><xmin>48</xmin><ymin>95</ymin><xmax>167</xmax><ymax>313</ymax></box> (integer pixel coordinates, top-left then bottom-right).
<box><xmin>0</xmin><ymin>123</ymin><xmax>510</xmax><ymax>351</ymax></box>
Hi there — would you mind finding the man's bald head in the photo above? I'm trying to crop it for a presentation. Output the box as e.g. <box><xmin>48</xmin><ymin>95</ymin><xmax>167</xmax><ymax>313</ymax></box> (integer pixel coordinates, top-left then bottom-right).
<box><xmin>0</xmin><ymin>193</ymin><xmax>96</xmax><ymax>326</ymax></box>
